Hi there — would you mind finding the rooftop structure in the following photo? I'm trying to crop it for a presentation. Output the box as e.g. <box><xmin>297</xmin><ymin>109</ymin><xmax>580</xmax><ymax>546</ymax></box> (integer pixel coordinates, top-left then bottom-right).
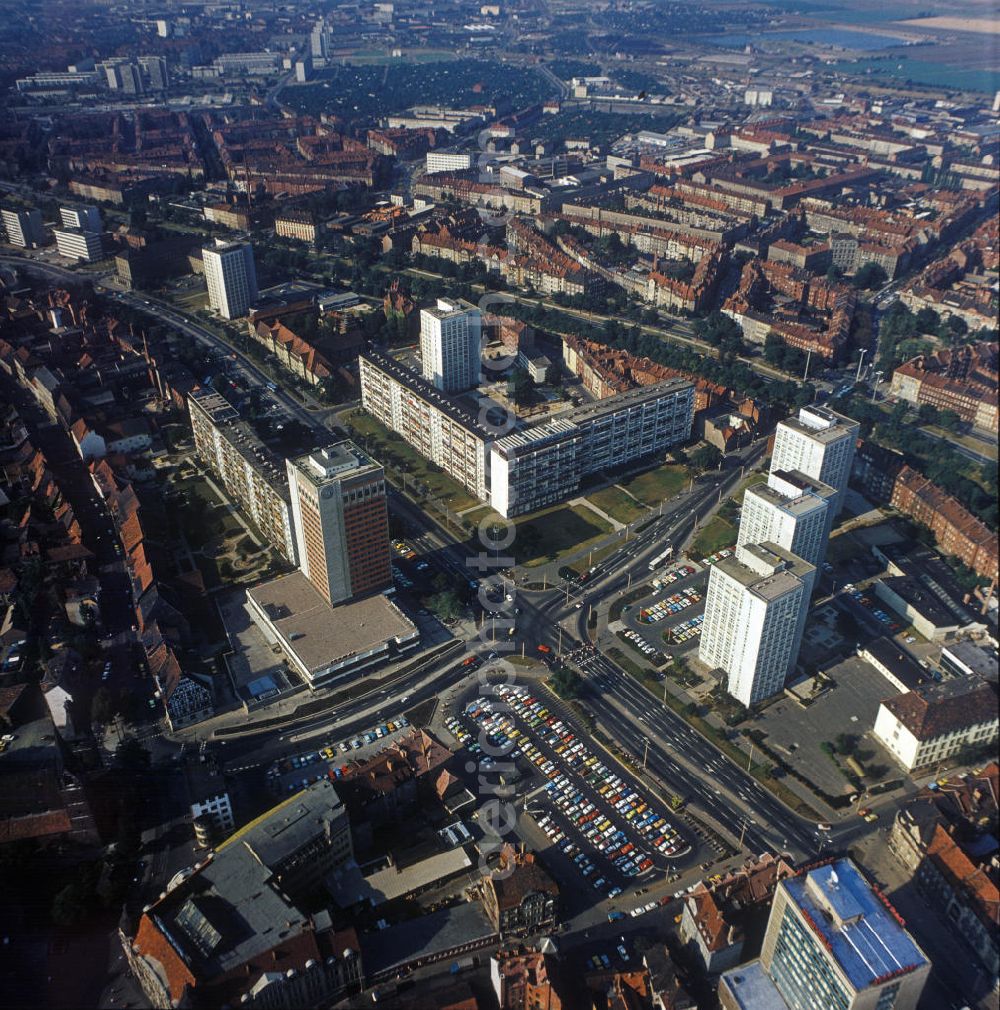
<box><xmin>125</xmin><ymin>780</ymin><xmax>360</xmax><ymax>1009</ymax></box>
<box><xmin>720</xmin><ymin>859</ymin><xmax>930</xmax><ymax>1010</ymax></box>
<box><xmin>245</xmin><ymin>571</ymin><xmax>418</xmax><ymax>689</ymax></box>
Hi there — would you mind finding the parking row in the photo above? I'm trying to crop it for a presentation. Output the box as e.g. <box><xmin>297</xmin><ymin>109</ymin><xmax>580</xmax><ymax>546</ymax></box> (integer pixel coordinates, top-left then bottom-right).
<box><xmin>649</xmin><ymin>563</ymin><xmax>698</xmax><ymax>592</ymax></box>
<box><xmin>266</xmin><ymin>715</ymin><xmax>410</xmax><ymax>794</ymax></box>
<box><xmin>698</xmin><ymin>547</ymin><xmax>733</xmax><ymax>567</ymax></box>
<box><xmin>458</xmin><ymin>686</ymin><xmax>690</xmax><ymax>892</ymax></box>
<box><xmin>666</xmin><ymin>613</ymin><xmax>704</xmax><ymax>645</ymax></box>
<box><xmin>636</xmin><ymin>585</ymin><xmax>702</xmax><ymax>625</ymax></box>
<box><xmin>620</xmin><ymin>628</ymin><xmax>664</xmax><ymax>662</ymax></box>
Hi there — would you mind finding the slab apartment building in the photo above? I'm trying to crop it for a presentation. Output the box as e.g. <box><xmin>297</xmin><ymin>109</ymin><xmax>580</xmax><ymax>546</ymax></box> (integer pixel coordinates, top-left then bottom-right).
<box><xmin>187</xmin><ymin>388</ymin><xmax>298</xmax><ymax>563</ymax></box>
<box><xmin>358</xmin><ymin>349</ymin><xmax>694</xmax><ymax>517</ymax></box>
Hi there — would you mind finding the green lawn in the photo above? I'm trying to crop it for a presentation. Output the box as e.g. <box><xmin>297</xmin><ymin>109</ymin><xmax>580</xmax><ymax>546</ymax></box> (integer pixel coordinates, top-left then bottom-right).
<box><xmin>619</xmin><ymin>463</ymin><xmax>688</xmax><ymax>507</ymax></box>
<box><xmin>478</xmin><ymin>503</ymin><xmax>613</xmax><ymax>567</ymax></box>
<box><xmin>586</xmin><ymin>485</ymin><xmax>648</xmax><ymax>525</ymax></box>
<box><xmin>343</xmin><ymin>410</ymin><xmax>479</xmax><ymax>511</ymax></box>
<box><xmin>691</xmin><ymin>515</ymin><xmax>736</xmax><ymax>559</ymax></box>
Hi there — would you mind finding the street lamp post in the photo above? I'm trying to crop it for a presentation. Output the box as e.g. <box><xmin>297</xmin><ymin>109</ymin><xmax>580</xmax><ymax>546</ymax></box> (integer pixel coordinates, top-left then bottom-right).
<box><xmin>642</xmin><ymin>737</ymin><xmax>650</xmax><ymax>771</ymax></box>
<box><xmin>855</xmin><ymin>348</ymin><xmax>868</xmax><ymax>384</ymax></box>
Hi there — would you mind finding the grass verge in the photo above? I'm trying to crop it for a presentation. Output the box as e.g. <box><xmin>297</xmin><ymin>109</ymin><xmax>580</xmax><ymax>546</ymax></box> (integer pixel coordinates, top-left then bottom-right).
<box><xmin>690</xmin><ymin>515</ymin><xmax>735</xmax><ymax>559</ymax></box>
<box><xmin>620</xmin><ymin>463</ymin><xmax>688</xmax><ymax>507</ymax></box>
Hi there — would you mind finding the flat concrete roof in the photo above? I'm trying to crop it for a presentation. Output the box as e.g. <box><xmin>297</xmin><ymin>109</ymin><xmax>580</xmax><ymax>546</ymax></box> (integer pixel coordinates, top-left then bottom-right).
<box><xmin>746</xmin><ymin>480</ymin><xmax>828</xmax><ymax>519</ymax></box>
<box><xmin>328</xmin><ymin>847</ymin><xmax>472</xmax><ymax>907</ymax></box>
<box><xmin>360</xmin><ymin>903</ymin><xmax>496</xmax><ymax>977</ymax></box>
<box><xmin>246</xmin><ymin>573</ymin><xmax>417</xmax><ymax>674</ymax></box>
<box><xmin>716</xmin><ymin>542</ymin><xmax>814</xmax><ymax>601</ymax></box>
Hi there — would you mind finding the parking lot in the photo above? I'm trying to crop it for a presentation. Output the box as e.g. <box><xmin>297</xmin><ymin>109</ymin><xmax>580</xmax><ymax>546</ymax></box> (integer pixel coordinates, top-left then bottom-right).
<box><xmin>619</xmin><ymin>560</ymin><xmax>710</xmax><ymax>656</ymax></box>
<box><xmin>265</xmin><ymin>713</ymin><xmax>411</xmax><ymax>796</ymax></box>
<box><xmin>452</xmin><ymin>684</ymin><xmax>691</xmax><ymax>903</ymax></box>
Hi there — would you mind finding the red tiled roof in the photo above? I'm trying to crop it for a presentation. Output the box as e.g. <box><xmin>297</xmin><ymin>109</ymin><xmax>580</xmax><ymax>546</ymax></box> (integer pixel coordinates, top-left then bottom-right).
<box><xmin>925</xmin><ymin>823</ymin><xmax>999</xmax><ymax>932</ymax></box>
<box><xmin>0</xmin><ymin>809</ymin><xmax>73</xmax><ymax>844</ymax></box>
<box><xmin>883</xmin><ymin>680</ymin><xmax>998</xmax><ymax>740</ymax></box>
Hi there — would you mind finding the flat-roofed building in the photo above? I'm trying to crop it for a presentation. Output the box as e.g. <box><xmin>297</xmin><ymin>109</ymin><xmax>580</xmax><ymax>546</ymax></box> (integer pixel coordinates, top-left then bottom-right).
<box><xmin>1</xmin><ymin>207</ymin><xmax>46</xmax><ymax>249</ymax></box>
<box><xmin>286</xmin><ymin>442</ymin><xmax>391</xmax><ymax>606</ymax></box>
<box><xmin>187</xmin><ymin>388</ymin><xmax>298</xmax><ymax>563</ymax></box>
<box><xmin>490</xmin><ymin>419</ymin><xmax>583</xmax><ymax>518</ymax></box>
<box><xmin>202</xmin><ymin>239</ymin><xmax>258</xmax><ymax>320</ymax></box>
<box><xmin>699</xmin><ymin>543</ymin><xmax>815</xmax><ymax>707</ymax></box>
<box><xmin>245</xmin><ymin>571</ymin><xmax>418</xmax><ymax>689</ymax></box>
<box><xmin>53</xmin><ymin>226</ymin><xmax>103</xmax><ymax>262</ymax></box>
<box><xmin>749</xmin><ymin>470</ymin><xmax>836</xmax><ymax>567</ymax></box>
<box><xmin>770</xmin><ymin>406</ymin><xmax>858</xmax><ymax>539</ymax></box>
<box><xmin>492</xmin><ymin>378</ymin><xmax>694</xmax><ymax>517</ymax></box>
<box><xmin>359</xmin><ymin>349</ymin><xmax>491</xmax><ymax>502</ymax></box>
<box><xmin>419</xmin><ymin>297</ymin><xmax>482</xmax><ymax>393</ymax></box>
<box><xmin>59</xmin><ymin>205</ymin><xmax>101</xmax><ymax>231</ymax></box>
<box><xmin>719</xmin><ymin>859</ymin><xmax>930</xmax><ymax>1010</ymax></box>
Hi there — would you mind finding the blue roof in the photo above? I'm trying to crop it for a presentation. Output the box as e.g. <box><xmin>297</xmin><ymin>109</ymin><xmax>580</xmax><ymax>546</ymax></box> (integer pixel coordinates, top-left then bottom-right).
<box><xmin>785</xmin><ymin>860</ymin><xmax>928</xmax><ymax>991</ymax></box>
<box><xmin>720</xmin><ymin>960</ymin><xmax>790</xmax><ymax>1010</ymax></box>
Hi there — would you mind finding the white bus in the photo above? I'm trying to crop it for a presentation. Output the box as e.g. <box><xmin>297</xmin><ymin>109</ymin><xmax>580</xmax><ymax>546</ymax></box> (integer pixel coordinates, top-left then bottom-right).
<box><xmin>647</xmin><ymin>544</ymin><xmax>674</xmax><ymax>571</ymax></box>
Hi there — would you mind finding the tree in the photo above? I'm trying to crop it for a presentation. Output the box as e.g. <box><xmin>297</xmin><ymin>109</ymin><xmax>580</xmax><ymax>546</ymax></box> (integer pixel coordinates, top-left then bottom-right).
<box><xmin>914</xmin><ymin>307</ymin><xmax>939</xmax><ymax>333</ymax></box>
<box><xmin>696</xmin><ymin>310</ymin><xmax>742</xmax><ymax>349</ymax></box>
<box><xmin>825</xmin><ymin>264</ymin><xmax>843</xmax><ymax>283</ymax></box>
<box><xmin>550</xmin><ymin>666</ymin><xmax>583</xmax><ymax>699</ymax></box>
<box><xmin>689</xmin><ymin>444</ymin><xmax>723</xmax><ymax>472</ymax></box>
<box><xmin>426</xmin><ymin>590</ymin><xmax>463</xmax><ymax>621</ymax></box>
<box><xmin>853</xmin><ymin>262</ymin><xmax>888</xmax><ymax>291</ymax></box>
<box><xmin>917</xmin><ymin>403</ymin><xmax>940</xmax><ymax>425</ymax></box>
<box><xmin>51</xmin><ymin>880</ymin><xmax>92</xmax><ymax>926</ymax></box>
<box><xmin>937</xmin><ymin>408</ymin><xmax>961</xmax><ymax>432</ymax></box>
<box><xmin>507</xmin><ymin>366</ymin><xmax>533</xmax><ymax>406</ymax></box>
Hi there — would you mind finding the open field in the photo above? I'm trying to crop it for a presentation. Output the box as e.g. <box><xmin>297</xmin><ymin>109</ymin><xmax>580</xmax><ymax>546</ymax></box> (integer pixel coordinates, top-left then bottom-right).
<box><xmin>898</xmin><ymin>17</ymin><xmax>999</xmax><ymax>33</ymax></box>
<box><xmin>586</xmin><ymin>485</ymin><xmax>648</xmax><ymax>525</ymax></box>
<box><xmin>618</xmin><ymin>463</ymin><xmax>688</xmax><ymax>507</ymax></box>
<box><xmin>478</xmin><ymin>504</ymin><xmax>613</xmax><ymax>567</ymax></box>
<box><xmin>690</xmin><ymin>515</ymin><xmax>736</xmax><ymax>559</ymax></box>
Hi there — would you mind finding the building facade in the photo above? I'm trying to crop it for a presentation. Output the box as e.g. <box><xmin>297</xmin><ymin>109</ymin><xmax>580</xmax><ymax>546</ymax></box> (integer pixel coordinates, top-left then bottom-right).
<box><xmin>53</xmin><ymin>227</ymin><xmax>103</xmax><ymax>262</ymax></box>
<box><xmin>770</xmin><ymin>405</ymin><xmax>858</xmax><ymax>539</ymax></box>
<box><xmin>358</xmin><ymin>350</ymin><xmax>491</xmax><ymax>502</ymax></box>
<box><xmin>188</xmin><ymin>388</ymin><xmax>298</xmax><ymax>562</ymax></box>
<box><xmin>202</xmin><ymin>239</ymin><xmax>258</xmax><ymax>320</ymax></box>
<box><xmin>872</xmin><ymin>679</ymin><xmax>998</xmax><ymax>773</ymax></box>
<box><xmin>699</xmin><ymin>543</ymin><xmax>814</xmax><ymax>707</ymax></box>
<box><xmin>286</xmin><ymin>442</ymin><xmax>392</xmax><ymax>606</ymax></box>
<box><xmin>59</xmin><ymin>205</ymin><xmax>101</xmax><ymax>231</ymax></box>
<box><xmin>737</xmin><ymin>473</ymin><xmax>834</xmax><ymax>569</ymax></box>
<box><xmin>419</xmin><ymin>298</ymin><xmax>482</xmax><ymax>393</ymax></box>
<box><xmin>721</xmin><ymin>859</ymin><xmax>931</xmax><ymax>1010</ymax></box>
<box><xmin>426</xmin><ymin>152</ymin><xmax>473</xmax><ymax>175</ymax></box>
<box><xmin>490</xmin><ymin>378</ymin><xmax>694</xmax><ymax>517</ymax></box>
<box><xmin>1</xmin><ymin>207</ymin><xmax>46</xmax><ymax>248</ymax></box>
